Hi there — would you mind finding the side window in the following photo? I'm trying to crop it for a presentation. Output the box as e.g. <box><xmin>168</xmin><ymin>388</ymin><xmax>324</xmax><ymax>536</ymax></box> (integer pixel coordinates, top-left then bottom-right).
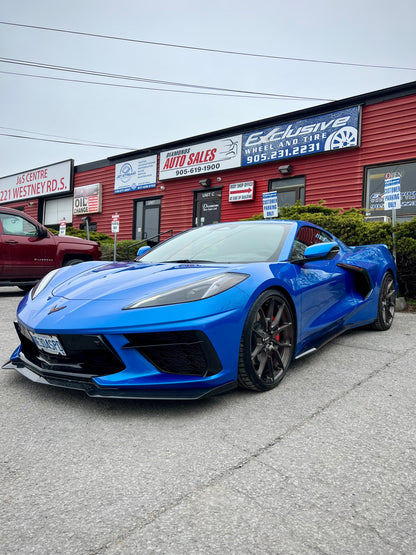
<box><xmin>0</xmin><ymin>214</ymin><xmax>38</xmax><ymax>236</ymax></box>
<box><xmin>290</xmin><ymin>226</ymin><xmax>332</xmax><ymax>259</ymax></box>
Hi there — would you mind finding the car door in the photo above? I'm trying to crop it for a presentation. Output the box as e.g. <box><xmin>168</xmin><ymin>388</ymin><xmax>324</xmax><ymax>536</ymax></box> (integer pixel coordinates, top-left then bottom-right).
<box><xmin>0</xmin><ymin>212</ymin><xmax>56</xmax><ymax>279</ymax></box>
<box><xmin>290</xmin><ymin>226</ymin><xmax>349</xmax><ymax>350</ymax></box>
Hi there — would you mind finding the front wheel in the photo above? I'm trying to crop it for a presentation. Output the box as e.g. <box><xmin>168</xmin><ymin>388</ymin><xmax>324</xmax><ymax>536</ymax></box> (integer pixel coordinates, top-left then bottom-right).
<box><xmin>238</xmin><ymin>290</ymin><xmax>295</xmax><ymax>391</ymax></box>
<box><xmin>370</xmin><ymin>272</ymin><xmax>396</xmax><ymax>331</ymax></box>
<box><xmin>63</xmin><ymin>259</ymin><xmax>84</xmax><ymax>266</ymax></box>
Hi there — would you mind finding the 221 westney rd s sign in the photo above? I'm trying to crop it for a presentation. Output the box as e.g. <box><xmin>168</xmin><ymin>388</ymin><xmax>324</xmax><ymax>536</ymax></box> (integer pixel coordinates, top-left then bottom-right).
<box><xmin>0</xmin><ymin>160</ymin><xmax>73</xmax><ymax>204</ymax></box>
<box><xmin>242</xmin><ymin>106</ymin><xmax>361</xmax><ymax>167</ymax></box>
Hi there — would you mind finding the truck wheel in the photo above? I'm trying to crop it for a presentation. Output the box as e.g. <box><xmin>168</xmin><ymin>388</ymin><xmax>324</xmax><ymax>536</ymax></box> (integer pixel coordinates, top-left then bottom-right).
<box><xmin>63</xmin><ymin>259</ymin><xmax>84</xmax><ymax>266</ymax></box>
<box><xmin>18</xmin><ymin>285</ymin><xmax>35</xmax><ymax>292</ymax></box>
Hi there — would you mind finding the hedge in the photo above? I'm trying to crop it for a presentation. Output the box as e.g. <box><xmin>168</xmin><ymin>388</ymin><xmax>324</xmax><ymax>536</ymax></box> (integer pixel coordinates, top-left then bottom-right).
<box><xmin>247</xmin><ymin>202</ymin><xmax>416</xmax><ymax>298</ymax></box>
<box><xmin>48</xmin><ymin>227</ymin><xmax>145</xmax><ymax>262</ymax></box>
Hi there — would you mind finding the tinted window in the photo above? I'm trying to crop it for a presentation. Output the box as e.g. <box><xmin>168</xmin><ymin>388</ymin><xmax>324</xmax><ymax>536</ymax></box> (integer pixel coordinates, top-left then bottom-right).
<box><xmin>365</xmin><ymin>161</ymin><xmax>416</xmax><ymax>221</ymax></box>
<box><xmin>290</xmin><ymin>226</ymin><xmax>333</xmax><ymax>259</ymax></box>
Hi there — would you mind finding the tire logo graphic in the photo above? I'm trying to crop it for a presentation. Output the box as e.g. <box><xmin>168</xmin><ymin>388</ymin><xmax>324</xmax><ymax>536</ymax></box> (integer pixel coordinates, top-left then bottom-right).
<box><xmin>119</xmin><ymin>163</ymin><xmax>135</xmax><ymax>183</ymax></box>
<box><xmin>324</xmin><ymin>126</ymin><xmax>358</xmax><ymax>150</ymax></box>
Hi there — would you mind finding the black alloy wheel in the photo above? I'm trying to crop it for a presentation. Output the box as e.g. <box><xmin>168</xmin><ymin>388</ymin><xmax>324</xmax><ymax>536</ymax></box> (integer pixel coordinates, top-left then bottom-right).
<box><xmin>238</xmin><ymin>290</ymin><xmax>295</xmax><ymax>391</ymax></box>
<box><xmin>371</xmin><ymin>272</ymin><xmax>396</xmax><ymax>331</ymax></box>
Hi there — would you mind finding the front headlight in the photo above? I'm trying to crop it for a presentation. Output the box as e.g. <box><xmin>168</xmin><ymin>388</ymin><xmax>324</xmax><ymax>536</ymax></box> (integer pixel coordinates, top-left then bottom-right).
<box><xmin>124</xmin><ymin>272</ymin><xmax>249</xmax><ymax>309</ymax></box>
<box><xmin>31</xmin><ymin>268</ymin><xmax>61</xmax><ymax>299</ymax></box>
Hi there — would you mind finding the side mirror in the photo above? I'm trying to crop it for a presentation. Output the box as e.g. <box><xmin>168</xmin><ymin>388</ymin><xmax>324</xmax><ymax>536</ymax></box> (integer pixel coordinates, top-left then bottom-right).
<box><xmin>303</xmin><ymin>242</ymin><xmax>340</xmax><ymax>261</ymax></box>
<box><xmin>37</xmin><ymin>227</ymin><xmax>48</xmax><ymax>239</ymax></box>
<box><xmin>137</xmin><ymin>245</ymin><xmax>151</xmax><ymax>257</ymax></box>
<box><xmin>293</xmin><ymin>242</ymin><xmax>340</xmax><ymax>264</ymax></box>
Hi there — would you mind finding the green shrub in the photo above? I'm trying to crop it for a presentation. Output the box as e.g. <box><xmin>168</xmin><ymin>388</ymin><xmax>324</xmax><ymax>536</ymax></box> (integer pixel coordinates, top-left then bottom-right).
<box><xmin>48</xmin><ymin>227</ymin><xmax>144</xmax><ymax>262</ymax></box>
<box><xmin>100</xmin><ymin>239</ymin><xmax>147</xmax><ymax>261</ymax></box>
<box><xmin>48</xmin><ymin>226</ymin><xmax>114</xmax><ymax>243</ymax></box>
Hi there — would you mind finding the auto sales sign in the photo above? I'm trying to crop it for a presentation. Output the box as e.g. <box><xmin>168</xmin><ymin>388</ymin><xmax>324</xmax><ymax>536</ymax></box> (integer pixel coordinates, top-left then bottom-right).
<box><xmin>242</xmin><ymin>106</ymin><xmax>360</xmax><ymax>167</ymax></box>
<box><xmin>159</xmin><ymin>135</ymin><xmax>242</xmax><ymax>180</ymax></box>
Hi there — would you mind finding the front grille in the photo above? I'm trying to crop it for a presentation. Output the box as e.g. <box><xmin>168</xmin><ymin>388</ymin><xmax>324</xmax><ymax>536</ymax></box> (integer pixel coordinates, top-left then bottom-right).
<box><xmin>16</xmin><ymin>323</ymin><xmax>125</xmax><ymax>379</ymax></box>
<box><xmin>123</xmin><ymin>331</ymin><xmax>222</xmax><ymax>377</ymax></box>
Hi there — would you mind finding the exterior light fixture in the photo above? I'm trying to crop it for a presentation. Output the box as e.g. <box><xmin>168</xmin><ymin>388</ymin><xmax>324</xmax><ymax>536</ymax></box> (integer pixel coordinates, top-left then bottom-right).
<box><xmin>279</xmin><ymin>165</ymin><xmax>292</xmax><ymax>175</ymax></box>
<box><xmin>199</xmin><ymin>179</ymin><xmax>211</xmax><ymax>187</ymax></box>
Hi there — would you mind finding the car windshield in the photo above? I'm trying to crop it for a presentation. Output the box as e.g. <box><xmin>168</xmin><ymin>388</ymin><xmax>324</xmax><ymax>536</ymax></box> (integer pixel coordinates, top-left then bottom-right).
<box><xmin>139</xmin><ymin>222</ymin><xmax>292</xmax><ymax>264</ymax></box>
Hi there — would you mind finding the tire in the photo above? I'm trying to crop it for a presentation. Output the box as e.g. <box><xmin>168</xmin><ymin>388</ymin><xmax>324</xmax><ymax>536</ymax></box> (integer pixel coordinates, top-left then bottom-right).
<box><xmin>18</xmin><ymin>284</ymin><xmax>35</xmax><ymax>292</ymax></box>
<box><xmin>238</xmin><ymin>290</ymin><xmax>295</xmax><ymax>391</ymax></box>
<box><xmin>370</xmin><ymin>272</ymin><xmax>396</xmax><ymax>331</ymax></box>
<box><xmin>63</xmin><ymin>259</ymin><xmax>84</xmax><ymax>266</ymax></box>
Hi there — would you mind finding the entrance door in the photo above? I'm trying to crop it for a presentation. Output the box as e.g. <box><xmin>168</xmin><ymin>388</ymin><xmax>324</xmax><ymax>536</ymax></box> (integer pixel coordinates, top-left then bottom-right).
<box><xmin>194</xmin><ymin>189</ymin><xmax>222</xmax><ymax>227</ymax></box>
<box><xmin>134</xmin><ymin>198</ymin><xmax>161</xmax><ymax>245</ymax></box>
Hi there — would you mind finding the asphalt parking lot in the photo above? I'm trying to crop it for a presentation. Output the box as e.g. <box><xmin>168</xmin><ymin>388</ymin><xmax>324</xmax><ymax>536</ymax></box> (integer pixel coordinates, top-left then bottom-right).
<box><xmin>0</xmin><ymin>287</ymin><xmax>415</xmax><ymax>555</ymax></box>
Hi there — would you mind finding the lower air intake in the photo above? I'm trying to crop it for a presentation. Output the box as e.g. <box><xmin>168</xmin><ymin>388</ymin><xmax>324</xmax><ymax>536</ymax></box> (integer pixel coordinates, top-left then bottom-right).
<box><xmin>123</xmin><ymin>330</ymin><xmax>222</xmax><ymax>377</ymax></box>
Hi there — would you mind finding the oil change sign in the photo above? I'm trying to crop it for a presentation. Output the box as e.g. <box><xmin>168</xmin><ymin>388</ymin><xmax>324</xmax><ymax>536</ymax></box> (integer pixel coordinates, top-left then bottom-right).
<box><xmin>159</xmin><ymin>135</ymin><xmax>242</xmax><ymax>180</ymax></box>
<box><xmin>242</xmin><ymin>106</ymin><xmax>360</xmax><ymax>167</ymax></box>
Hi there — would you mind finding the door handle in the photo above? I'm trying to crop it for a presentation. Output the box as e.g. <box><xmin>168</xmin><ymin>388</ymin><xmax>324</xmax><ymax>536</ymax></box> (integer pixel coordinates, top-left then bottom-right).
<box><xmin>5</xmin><ymin>239</ymin><xmax>18</xmax><ymax>244</ymax></box>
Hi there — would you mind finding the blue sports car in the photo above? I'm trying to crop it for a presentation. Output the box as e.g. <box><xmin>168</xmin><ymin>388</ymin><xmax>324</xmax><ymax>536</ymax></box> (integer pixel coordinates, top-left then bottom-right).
<box><xmin>4</xmin><ymin>220</ymin><xmax>397</xmax><ymax>400</ymax></box>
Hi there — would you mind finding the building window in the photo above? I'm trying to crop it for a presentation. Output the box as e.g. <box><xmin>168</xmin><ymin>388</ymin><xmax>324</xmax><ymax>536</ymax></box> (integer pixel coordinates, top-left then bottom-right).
<box><xmin>44</xmin><ymin>196</ymin><xmax>73</xmax><ymax>227</ymax></box>
<box><xmin>134</xmin><ymin>197</ymin><xmax>161</xmax><ymax>244</ymax></box>
<box><xmin>269</xmin><ymin>176</ymin><xmax>305</xmax><ymax>208</ymax></box>
<box><xmin>365</xmin><ymin>160</ymin><xmax>416</xmax><ymax>221</ymax></box>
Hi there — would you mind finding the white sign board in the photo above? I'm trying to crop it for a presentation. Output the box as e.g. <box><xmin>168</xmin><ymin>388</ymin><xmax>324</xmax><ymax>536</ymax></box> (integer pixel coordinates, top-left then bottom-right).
<box><xmin>384</xmin><ymin>177</ymin><xmax>401</xmax><ymax>210</ymax></box>
<box><xmin>262</xmin><ymin>191</ymin><xmax>278</xmax><ymax>219</ymax></box>
<box><xmin>229</xmin><ymin>181</ymin><xmax>254</xmax><ymax>202</ymax></box>
<box><xmin>0</xmin><ymin>160</ymin><xmax>72</xmax><ymax>204</ymax></box>
<box><xmin>115</xmin><ymin>155</ymin><xmax>157</xmax><ymax>194</ymax></box>
<box><xmin>159</xmin><ymin>135</ymin><xmax>242</xmax><ymax>181</ymax></box>
<box><xmin>111</xmin><ymin>213</ymin><xmax>120</xmax><ymax>233</ymax></box>
<box><xmin>59</xmin><ymin>219</ymin><xmax>67</xmax><ymax>236</ymax></box>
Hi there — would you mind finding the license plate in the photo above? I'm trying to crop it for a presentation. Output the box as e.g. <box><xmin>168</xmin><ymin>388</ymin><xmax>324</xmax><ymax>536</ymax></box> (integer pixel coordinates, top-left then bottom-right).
<box><xmin>30</xmin><ymin>332</ymin><xmax>67</xmax><ymax>357</ymax></box>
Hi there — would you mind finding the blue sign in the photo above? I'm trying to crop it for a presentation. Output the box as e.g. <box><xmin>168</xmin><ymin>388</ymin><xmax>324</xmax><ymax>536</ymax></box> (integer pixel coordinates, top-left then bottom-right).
<box><xmin>384</xmin><ymin>177</ymin><xmax>401</xmax><ymax>210</ymax></box>
<box><xmin>263</xmin><ymin>191</ymin><xmax>278</xmax><ymax>218</ymax></box>
<box><xmin>242</xmin><ymin>106</ymin><xmax>360</xmax><ymax>167</ymax></box>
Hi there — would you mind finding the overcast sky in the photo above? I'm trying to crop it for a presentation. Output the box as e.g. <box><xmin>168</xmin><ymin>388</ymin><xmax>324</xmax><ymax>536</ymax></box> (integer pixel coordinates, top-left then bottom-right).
<box><xmin>1</xmin><ymin>0</ymin><xmax>415</xmax><ymax>178</ymax></box>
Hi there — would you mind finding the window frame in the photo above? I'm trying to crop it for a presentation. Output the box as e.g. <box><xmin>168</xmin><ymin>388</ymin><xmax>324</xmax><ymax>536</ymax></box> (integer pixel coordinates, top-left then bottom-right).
<box><xmin>363</xmin><ymin>159</ymin><xmax>416</xmax><ymax>221</ymax></box>
<box><xmin>268</xmin><ymin>175</ymin><xmax>306</xmax><ymax>208</ymax></box>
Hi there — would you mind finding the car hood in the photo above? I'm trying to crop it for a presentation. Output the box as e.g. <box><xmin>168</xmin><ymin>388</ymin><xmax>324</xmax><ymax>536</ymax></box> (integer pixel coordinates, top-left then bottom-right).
<box><xmin>51</xmin><ymin>234</ymin><xmax>99</xmax><ymax>247</ymax></box>
<box><xmin>51</xmin><ymin>261</ymin><xmax>247</xmax><ymax>302</ymax></box>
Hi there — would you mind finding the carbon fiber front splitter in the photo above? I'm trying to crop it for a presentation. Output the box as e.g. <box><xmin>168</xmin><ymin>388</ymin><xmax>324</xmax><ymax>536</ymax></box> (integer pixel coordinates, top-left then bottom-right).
<box><xmin>3</xmin><ymin>357</ymin><xmax>237</xmax><ymax>400</ymax></box>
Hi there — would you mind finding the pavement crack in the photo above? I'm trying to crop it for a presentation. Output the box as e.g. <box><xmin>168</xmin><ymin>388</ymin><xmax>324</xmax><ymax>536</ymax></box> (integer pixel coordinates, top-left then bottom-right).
<box><xmin>96</xmin><ymin>344</ymin><xmax>413</xmax><ymax>554</ymax></box>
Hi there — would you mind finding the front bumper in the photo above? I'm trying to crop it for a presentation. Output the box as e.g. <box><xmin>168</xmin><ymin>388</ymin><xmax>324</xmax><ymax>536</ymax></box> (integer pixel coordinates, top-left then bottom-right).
<box><xmin>7</xmin><ymin>283</ymin><xmax>249</xmax><ymax>399</ymax></box>
<box><xmin>3</xmin><ymin>355</ymin><xmax>237</xmax><ymax>400</ymax></box>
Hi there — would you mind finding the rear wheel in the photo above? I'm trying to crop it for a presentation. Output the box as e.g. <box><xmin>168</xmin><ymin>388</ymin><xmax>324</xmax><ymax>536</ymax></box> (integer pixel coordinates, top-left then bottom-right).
<box><xmin>238</xmin><ymin>290</ymin><xmax>295</xmax><ymax>391</ymax></box>
<box><xmin>370</xmin><ymin>272</ymin><xmax>396</xmax><ymax>331</ymax></box>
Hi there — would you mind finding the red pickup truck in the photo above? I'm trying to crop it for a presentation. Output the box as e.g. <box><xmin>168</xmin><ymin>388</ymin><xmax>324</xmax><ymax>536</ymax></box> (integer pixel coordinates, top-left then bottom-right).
<box><xmin>0</xmin><ymin>207</ymin><xmax>101</xmax><ymax>290</ymax></box>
